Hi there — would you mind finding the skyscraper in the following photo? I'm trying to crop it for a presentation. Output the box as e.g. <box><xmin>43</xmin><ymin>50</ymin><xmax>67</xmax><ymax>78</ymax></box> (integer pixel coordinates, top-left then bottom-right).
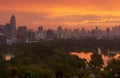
<box><xmin>5</xmin><ymin>23</ymin><xmax>11</xmax><ymax>39</ymax></box>
<box><xmin>10</xmin><ymin>14</ymin><xmax>16</xmax><ymax>38</ymax></box>
<box><xmin>37</xmin><ymin>26</ymin><xmax>44</xmax><ymax>40</ymax></box>
<box><xmin>57</xmin><ymin>26</ymin><xmax>63</xmax><ymax>39</ymax></box>
<box><xmin>17</xmin><ymin>26</ymin><xmax>27</xmax><ymax>43</ymax></box>
<box><xmin>47</xmin><ymin>29</ymin><xmax>56</xmax><ymax>40</ymax></box>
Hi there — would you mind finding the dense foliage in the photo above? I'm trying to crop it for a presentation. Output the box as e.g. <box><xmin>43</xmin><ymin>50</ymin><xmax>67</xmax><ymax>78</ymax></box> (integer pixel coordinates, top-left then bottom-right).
<box><xmin>0</xmin><ymin>39</ymin><xmax>120</xmax><ymax>78</ymax></box>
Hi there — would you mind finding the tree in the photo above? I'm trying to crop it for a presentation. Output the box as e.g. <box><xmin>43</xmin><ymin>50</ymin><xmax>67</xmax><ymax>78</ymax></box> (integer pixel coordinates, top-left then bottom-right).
<box><xmin>89</xmin><ymin>53</ymin><xmax>103</xmax><ymax>70</ymax></box>
<box><xmin>105</xmin><ymin>59</ymin><xmax>120</xmax><ymax>73</ymax></box>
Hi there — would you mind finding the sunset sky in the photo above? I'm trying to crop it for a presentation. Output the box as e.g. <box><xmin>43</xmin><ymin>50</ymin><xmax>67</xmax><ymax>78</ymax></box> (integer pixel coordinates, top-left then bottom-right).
<box><xmin>0</xmin><ymin>0</ymin><xmax>120</xmax><ymax>30</ymax></box>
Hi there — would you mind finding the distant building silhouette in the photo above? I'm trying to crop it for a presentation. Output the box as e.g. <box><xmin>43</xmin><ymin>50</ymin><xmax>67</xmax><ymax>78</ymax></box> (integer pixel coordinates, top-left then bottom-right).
<box><xmin>47</xmin><ymin>29</ymin><xmax>56</xmax><ymax>40</ymax></box>
<box><xmin>17</xmin><ymin>26</ymin><xmax>27</xmax><ymax>43</ymax></box>
<box><xmin>0</xmin><ymin>25</ymin><xmax>5</xmax><ymax>34</ymax></box>
<box><xmin>10</xmin><ymin>14</ymin><xmax>16</xmax><ymax>38</ymax></box>
<box><xmin>38</xmin><ymin>26</ymin><xmax>43</xmax><ymax>33</ymax></box>
<box><xmin>0</xmin><ymin>34</ymin><xmax>6</xmax><ymax>45</ymax></box>
<box><xmin>5</xmin><ymin>23</ymin><xmax>11</xmax><ymax>39</ymax></box>
<box><xmin>5</xmin><ymin>14</ymin><xmax>16</xmax><ymax>39</ymax></box>
<box><xmin>36</xmin><ymin>26</ymin><xmax>45</xmax><ymax>40</ymax></box>
<box><xmin>57</xmin><ymin>26</ymin><xmax>63</xmax><ymax>39</ymax></box>
<box><xmin>27</xmin><ymin>29</ymin><xmax>36</xmax><ymax>42</ymax></box>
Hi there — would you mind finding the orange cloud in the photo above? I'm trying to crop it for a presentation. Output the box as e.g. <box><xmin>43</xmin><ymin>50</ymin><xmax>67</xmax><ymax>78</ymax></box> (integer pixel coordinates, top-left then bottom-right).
<box><xmin>0</xmin><ymin>0</ymin><xmax>120</xmax><ymax>30</ymax></box>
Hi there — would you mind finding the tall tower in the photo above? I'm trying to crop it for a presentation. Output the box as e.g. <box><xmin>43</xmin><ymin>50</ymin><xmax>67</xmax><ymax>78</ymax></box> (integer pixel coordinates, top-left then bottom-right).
<box><xmin>10</xmin><ymin>14</ymin><xmax>16</xmax><ymax>38</ymax></box>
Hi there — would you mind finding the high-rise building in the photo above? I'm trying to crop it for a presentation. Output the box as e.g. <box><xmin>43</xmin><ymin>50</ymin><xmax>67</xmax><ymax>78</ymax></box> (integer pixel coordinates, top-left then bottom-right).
<box><xmin>37</xmin><ymin>26</ymin><xmax>44</xmax><ymax>40</ymax></box>
<box><xmin>47</xmin><ymin>29</ymin><xmax>56</xmax><ymax>40</ymax></box>
<box><xmin>10</xmin><ymin>14</ymin><xmax>16</xmax><ymax>38</ymax></box>
<box><xmin>38</xmin><ymin>26</ymin><xmax>43</xmax><ymax>33</ymax></box>
<box><xmin>0</xmin><ymin>34</ymin><xmax>6</xmax><ymax>45</ymax></box>
<box><xmin>27</xmin><ymin>29</ymin><xmax>36</xmax><ymax>41</ymax></box>
<box><xmin>57</xmin><ymin>26</ymin><xmax>63</xmax><ymax>39</ymax></box>
<box><xmin>17</xmin><ymin>26</ymin><xmax>27</xmax><ymax>43</ymax></box>
<box><xmin>106</xmin><ymin>27</ymin><xmax>111</xmax><ymax>39</ymax></box>
<box><xmin>5</xmin><ymin>23</ymin><xmax>11</xmax><ymax>39</ymax></box>
<box><xmin>81</xmin><ymin>27</ymin><xmax>86</xmax><ymax>34</ymax></box>
<box><xmin>0</xmin><ymin>25</ymin><xmax>5</xmax><ymax>34</ymax></box>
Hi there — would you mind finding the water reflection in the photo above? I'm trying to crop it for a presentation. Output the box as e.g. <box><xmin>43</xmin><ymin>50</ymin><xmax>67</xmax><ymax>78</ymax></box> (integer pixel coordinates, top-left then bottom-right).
<box><xmin>70</xmin><ymin>50</ymin><xmax>120</xmax><ymax>67</ymax></box>
<box><xmin>70</xmin><ymin>52</ymin><xmax>92</xmax><ymax>63</ymax></box>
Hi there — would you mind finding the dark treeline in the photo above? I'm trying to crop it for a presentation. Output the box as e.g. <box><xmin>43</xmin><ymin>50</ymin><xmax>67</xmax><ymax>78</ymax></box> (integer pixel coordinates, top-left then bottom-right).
<box><xmin>36</xmin><ymin>38</ymin><xmax>120</xmax><ymax>52</ymax></box>
<box><xmin>1</xmin><ymin>38</ymin><xmax>120</xmax><ymax>53</ymax></box>
<box><xmin>16</xmin><ymin>38</ymin><xmax>120</xmax><ymax>52</ymax></box>
<box><xmin>0</xmin><ymin>38</ymin><xmax>120</xmax><ymax>78</ymax></box>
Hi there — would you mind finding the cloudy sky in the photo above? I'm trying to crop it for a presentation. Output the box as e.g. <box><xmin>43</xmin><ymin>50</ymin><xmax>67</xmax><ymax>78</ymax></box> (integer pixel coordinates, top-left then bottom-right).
<box><xmin>0</xmin><ymin>0</ymin><xmax>120</xmax><ymax>30</ymax></box>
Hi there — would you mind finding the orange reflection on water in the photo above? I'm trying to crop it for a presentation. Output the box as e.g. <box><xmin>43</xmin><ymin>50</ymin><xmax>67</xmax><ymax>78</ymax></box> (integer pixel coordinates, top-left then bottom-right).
<box><xmin>70</xmin><ymin>52</ymin><xmax>93</xmax><ymax>62</ymax></box>
<box><xmin>114</xmin><ymin>54</ymin><xmax>120</xmax><ymax>59</ymax></box>
<box><xmin>70</xmin><ymin>52</ymin><xmax>120</xmax><ymax>67</ymax></box>
<box><xmin>101</xmin><ymin>55</ymin><xmax>111</xmax><ymax>67</ymax></box>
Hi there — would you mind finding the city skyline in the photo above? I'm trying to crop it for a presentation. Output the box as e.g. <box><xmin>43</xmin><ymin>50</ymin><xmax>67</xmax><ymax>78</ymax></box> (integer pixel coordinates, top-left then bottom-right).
<box><xmin>1</xmin><ymin>0</ymin><xmax>120</xmax><ymax>30</ymax></box>
<box><xmin>1</xmin><ymin>14</ymin><xmax>120</xmax><ymax>31</ymax></box>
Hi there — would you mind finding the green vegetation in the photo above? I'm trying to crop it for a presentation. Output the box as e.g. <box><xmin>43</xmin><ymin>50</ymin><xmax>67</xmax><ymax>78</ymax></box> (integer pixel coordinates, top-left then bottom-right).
<box><xmin>89</xmin><ymin>53</ymin><xmax>104</xmax><ymax>70</ymax></box>
<box><xmin>0</xmin><ymin>39</ymin><xmax>120</xmax><ymax>78</ymax></box>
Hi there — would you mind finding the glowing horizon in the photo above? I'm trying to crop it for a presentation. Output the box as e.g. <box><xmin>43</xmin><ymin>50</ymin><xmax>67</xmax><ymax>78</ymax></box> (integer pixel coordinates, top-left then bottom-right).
<box><xmin>0</xmin><ymin>0</ymin><xmax>120</xmax><ymax>30</ymax></box>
